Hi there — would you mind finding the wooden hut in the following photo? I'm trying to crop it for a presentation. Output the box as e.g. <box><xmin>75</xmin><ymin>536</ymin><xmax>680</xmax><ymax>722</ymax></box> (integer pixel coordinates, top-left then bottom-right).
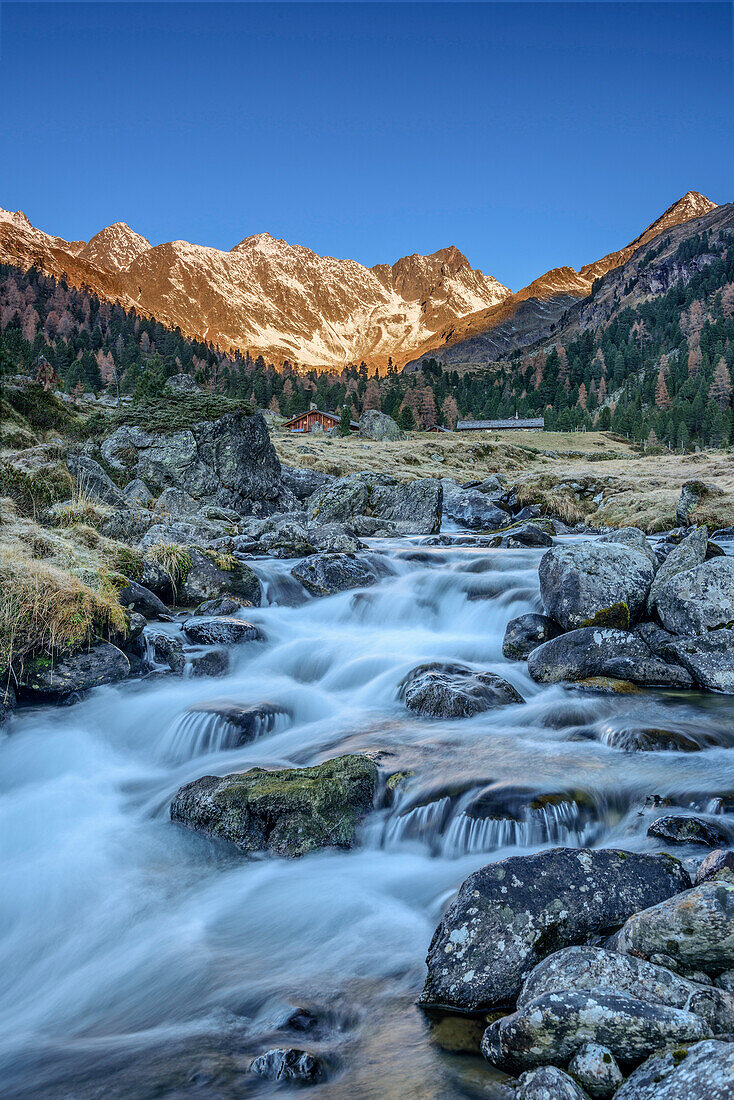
<box><xmin>282</xmin><ymin>408</ymin><xmax>359</xmax><ymax>433</ymax></box>
<box><xmin>456</xmin><ymin>417</ymin><xmax>544</xmax><ymax>432</ymax></box>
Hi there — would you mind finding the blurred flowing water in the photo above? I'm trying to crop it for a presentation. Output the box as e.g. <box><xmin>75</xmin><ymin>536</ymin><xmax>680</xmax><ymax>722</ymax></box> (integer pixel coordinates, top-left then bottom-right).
<box><xmin>2</xmin><ymin>537</ymin><xmax>734</xmax><ymax>1098</ymax></box>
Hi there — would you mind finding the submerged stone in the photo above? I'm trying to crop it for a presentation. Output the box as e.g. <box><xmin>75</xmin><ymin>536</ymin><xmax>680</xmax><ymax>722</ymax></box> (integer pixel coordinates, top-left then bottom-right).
<box><xmin>647</xmin><ymin>815</ymin><xmax>729</xmax><ymax>849</ymax></box>
<box><xmin>249</xmin><ymin>1047</ymin><xmax>323</xmax><ymax>1084</ymax></box>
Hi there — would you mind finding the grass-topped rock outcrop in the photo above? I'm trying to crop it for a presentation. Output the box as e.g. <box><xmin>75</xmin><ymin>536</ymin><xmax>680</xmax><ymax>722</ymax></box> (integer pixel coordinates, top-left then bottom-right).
<box><xmin>170</xmin><ymin>754</ymin><xmax>379</xmax><ymax>857</ymax></box>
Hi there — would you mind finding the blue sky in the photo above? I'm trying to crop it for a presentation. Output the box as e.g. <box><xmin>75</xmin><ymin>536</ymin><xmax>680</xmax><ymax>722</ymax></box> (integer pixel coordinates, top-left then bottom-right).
<box><xmin>0</xmin><ymin>2</ymin><xmax>731</xmax><ymax>290</ymax></box>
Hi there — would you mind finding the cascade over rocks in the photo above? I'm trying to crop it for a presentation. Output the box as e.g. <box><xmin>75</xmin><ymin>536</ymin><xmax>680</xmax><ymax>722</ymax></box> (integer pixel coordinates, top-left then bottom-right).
<box><xmin>101</xmin><ymin>410</ymin><xmax>285</xmax><ymax>515</ymax></box>
<box><xmin>420</xmin><ymin>848</ymin><xmax>689</xmax><ymax>1012</ymax></box>
<box><xmin>400</xmin><ymin>661</ymin><xmax>524</xmax><ymax>718</ymax></box>
<box><xmin>481</xmin><ymin>989</ymin><xmax>711</xmax><ymax>1072</ymax></box>
<box><xmin>170</xmin><ymin>753</ymin><xmax>379</xmax><ymax>857</ymax></box>
<box><xmin>538</xmin><ymin>544</ymin><xmax>655</xmax><ymax>631</ymax></box>
<box><xmin>307</xmin><ymin>472</ymin><xmax>442</xmax><ymax>534</ymax></box>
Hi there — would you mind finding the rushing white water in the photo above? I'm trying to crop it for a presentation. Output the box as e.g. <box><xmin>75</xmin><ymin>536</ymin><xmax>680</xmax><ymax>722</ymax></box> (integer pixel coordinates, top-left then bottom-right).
<box><xmin>2</xmin><ymin>536</ymin><xmax>734</xmax><ymax>1099</ymax></box>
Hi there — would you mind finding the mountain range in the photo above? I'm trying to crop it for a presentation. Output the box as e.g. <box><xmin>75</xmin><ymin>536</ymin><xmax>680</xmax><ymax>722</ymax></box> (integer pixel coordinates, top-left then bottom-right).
<box><xmin>0</xmin><ymin>191</ymin><xmax>716</xmax><ymax>373</ymax></box>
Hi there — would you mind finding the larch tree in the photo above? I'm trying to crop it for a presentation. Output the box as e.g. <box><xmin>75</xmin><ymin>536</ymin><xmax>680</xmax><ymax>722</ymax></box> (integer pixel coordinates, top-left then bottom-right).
<box><xmin>709</xmin><ymin>357</ymin><xmax>732</xmax><ymax>408</ymax></box>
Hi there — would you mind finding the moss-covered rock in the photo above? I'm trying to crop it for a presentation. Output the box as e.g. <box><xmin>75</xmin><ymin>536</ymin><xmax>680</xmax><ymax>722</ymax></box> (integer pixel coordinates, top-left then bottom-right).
<box><xmin>170</xmin><ymin>754</ymin><xmax>379</xmax><ymax>857</ymax></box>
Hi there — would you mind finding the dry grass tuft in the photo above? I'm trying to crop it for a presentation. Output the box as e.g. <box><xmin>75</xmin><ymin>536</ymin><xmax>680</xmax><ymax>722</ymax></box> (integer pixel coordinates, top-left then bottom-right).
<box><xmin>145</xmin><ymin>542</ymin><xmax>192</xmax><ymax>597</ymax></box>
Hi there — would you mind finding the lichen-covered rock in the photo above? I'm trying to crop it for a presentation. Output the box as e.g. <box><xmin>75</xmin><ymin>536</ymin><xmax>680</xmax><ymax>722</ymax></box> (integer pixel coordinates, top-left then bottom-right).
<box><xmin>400</xmin><ymin>661</ymin><xmax>523</xmax><ymax>718</ymax></box>
<box><xmin>662</xmin><ymin>629</ymin><xmax>734</xmax><ymax>694</ymax></box>
<box><xmin>65</xmin><ymin>452</ymin><xmax>127</xmax><ymax>507</ymax></box>
<box><xmin>676</xmin><ymin>480</ymin><xmax>711</xmax><ymax>526</ymax></box>
<box><xmin>598</xmin><ymin>528</ymin><xmax>658</xmax><ymax>569</ymax></box>
<box><xmin>178</xmin><ymin>549</ymin><xmax>261</xmax><ymax>607</ymax></box>
<box><xmin>614</xmin><ymin>1039</ymin><xmax>734</xmax><ymax>1100</ymax></box>
<box><xmin>101</xmin><ymin>506</ymin><xmax>156</xmax><ymax>544</ymax></box>
<box><xmin>568</xmin><ymin>1043</ymin><xmax>623</xmax><ymax>1099</ymax></box>
<box><xmin>139</xmin><ymin>520</ymin><xmax>231</xmax><ymax>553</ymax></box>
<box><xmin>258</xmin><ymin>521</ymin><xmax>315</xmax><ymax>558</ymax></box>
<box><xmin>647</xmin><ymin>527</ymin><xmax>708</xmax><ymax>614</ymax></box>
<box><xmin>19</xmin><ymin>641</ymin><xmax>130</xmax><ymax>696</ymax></box>
<box><xmin>419</xmin><ymin>848</ymin><xmax>689</xmax><ymax>1012</ymax></box>
<box><xmin>183</xmin><ymin>616</ymin><xmax>263</xmax><ymax>646</ymax></box>
<box><xmin>515</xmin><ymin>1066</ymin><xmax>590</xmax><ymax>1100</ymax></box>
<box><xmin>308</xmin><ymin>472</ymin><xmax>442</xmax><ymax>534</ymax></box>
<box><xmin>170</xmin><ymin>753</ymin><xmax>378</xmax><ymax>857</ymax></box>
<box><xmin>249</xmin><ymin>1047</ymin><xmax>323</xmax><ymax>1084</ymax></box>
<box><xmin>656</xmin><ymin>557</ymin><xmax>734</xmax><ymax>636</ymax></box>
<box><xmin>539</xmin><ymin>544</ymin><xmax>655</xmax><ymax>631</ymax></box>
<box><xmin>440</xmin><ymin>478</ymin><xmax>509</xmax><ymax>530</ymax></box>
<box><xmin>503</xmin><ymin>613</ymin><xmax>563</xmax><ymax>660</ymax></box>
<box><xmin>291</xmin><ymin>552</ymin><xmax>377</xmax><ymax>596</ymax></box>
<box><xmin>359</xmin><ymin>409</ymin><xmax>404</xmax><ymax>441</ymax></box>
<box><xmin>122</xmin><ymin>477</ymin><xmax>153</xmax><ymax>506</ymax></box>
<box><xmin>481</xmin><ymin>990</ymin><xmax>711</xmax><ymax>1072</ymax></box>
<box><xmin>164</xmin><ymin>372</ymin><xmax>200</xmax><ymax>393</ymax></box>
<box><xmin>611</xmin><ymin>880</ymin><xmax>734</xmax><ymax>974</ymax></box>
<box><xmin>154</xmin><ymin>486</ymin><xmax>200</xmax><ymax>518</ymax></box>
<box><xmin>647</xmin><ymin>815</ymin><xmax>729</xmax><ymax>849</ymax></box>
<box><xmin>517</xmin><ymin>946</ymin><xmax>734</xmax><ymax>1035</ymax></box>
<box><xmin>101</xmin><ymin>411</ymin><xmax>283</xmax><ymax>514</ymax></box>
<box><xmin>527</xmin><ymin>628</ymin><xmax>692</xmax><ymax>688</ymax></box>
<box><xmin>695</xmin><ymin>850</ymin><xmax>734</xmax><ymax>886</ymax></box>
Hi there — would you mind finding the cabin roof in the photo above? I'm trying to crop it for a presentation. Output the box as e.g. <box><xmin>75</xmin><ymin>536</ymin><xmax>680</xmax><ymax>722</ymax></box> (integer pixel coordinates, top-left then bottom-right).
<box><xmin>456</xmin><ymin>417</ymin><xmax>545</xmax><ymax>431</ymax></box>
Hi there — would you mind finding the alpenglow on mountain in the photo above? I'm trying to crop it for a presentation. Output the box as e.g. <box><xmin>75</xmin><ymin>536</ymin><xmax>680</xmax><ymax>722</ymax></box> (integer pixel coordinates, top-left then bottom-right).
<box><xmin>0</xmin><ymin>191</ymin><xmax>716</xmax><ymax>372</ymax></box>
<box><xmin>0</xmin><ymin>209</ymin><xmax>509</xmax><ymax>370</ymax></box>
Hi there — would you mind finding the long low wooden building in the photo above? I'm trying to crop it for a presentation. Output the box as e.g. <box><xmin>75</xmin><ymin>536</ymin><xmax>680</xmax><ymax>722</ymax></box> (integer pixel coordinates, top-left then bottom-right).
<box><xmin>456</xmin><ymin>417</ymin><xmax>545</xmax><ymax>432</ymax></box>
<box><xmin>282</xmin><ymin>409</ymin><xmax>359</xmax><ymax>433</ymax></box>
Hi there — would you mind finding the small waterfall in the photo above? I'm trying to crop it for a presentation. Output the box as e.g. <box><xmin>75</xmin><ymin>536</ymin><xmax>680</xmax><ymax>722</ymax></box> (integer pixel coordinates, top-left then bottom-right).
<box><xmin>158</xmin><ymin>704</ymin><xmax>289</xmax><ymax>762</ymax></box>
<box><xmin>377</xmin><ymin>791</ymin><xmax>599</xmax><ymax>857</ymax></box>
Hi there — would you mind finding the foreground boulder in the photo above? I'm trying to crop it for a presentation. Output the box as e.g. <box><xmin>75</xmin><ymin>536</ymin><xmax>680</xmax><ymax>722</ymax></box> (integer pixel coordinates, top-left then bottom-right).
<box><xmin>419</xmin><ymin>848</ymin><xmax>689</xmax><ymax>1012</ymax></box>
<box><xmin>359</xmin><ymin>409</ymin><xmax>403</xmax><ymax>441</ymax></box>
<box><xmin>440</xmin><ymin>479</ymin><xmax>509</xmax><ymax>530</ymax></box>
<box><xmin>611</xmin><ymin>879</ymin><xmax>734</xmax><ymax>974</ymax></box>
<box><xmin>291</xmin><ymin>553</ymin><xmax>377</xmax><ymax>596</ymax></box>
<box><xmin>503</xmin><ymin>613</ymin><xmax>563</xmax><ymax>660</ymax></box>
<box><xmin>101</xmin><ymin>410</ymin><xmax>284</xmax><ymax>514</ymax></box>
<box><xmin>662</xmin><ymin>628</ymin><xmax>734</xmax><ymax>693</ymax></box>
<box><xmin>539</xmin><ymin>544</ymin><xmax>655</xmax><ymax>631</ymax></box>
<box><xmin>170</xmin><ymin>754</ymin><xmax>378</xmax><ymax>857</ymax></box>
<box><xmin>307</xmin><ymin>472</ymin><xmax>442</xmax><ymax>535</ymax></box>
<box><xmin>695</xmin><ymin>849</ymin><xmax>734</xmax><ymax>885</ymax></box>
<box><xmin>400</xmin><ymin>662</ymin><xmax>523</xmax><ymax>718</ymax></box>
<box><xmin>655</xmin><ymin>557</ymin><xmax>734</xmax><ymax>635</ymax></box>
<box><xmin>517</xmin><ymin>946</ymin><xmax>734</xmax><ymax>1034</ymax></box>
<box><xmin>249</xmin><ymin>1048</ymin><xmax>323</xmax><ymax>1084</ymax></box>
<box><xmin>481</xmin><ymin>990</ymin><xmax>711</xmax><ymax>1072</ymax></box>
<box><xmin>19</xmin><ymin>641</ymin><xmax>130</xmax><ymax>696</ymax></box>
<box><xmin>527</xmin><ymin>628</ymin><xmax>693</xmax><ymax>689</ymax></box>
<box><xmin>615</xmin><ymin>1039</ymin><xmax>734</xmax><ymax>1100</ymax></box>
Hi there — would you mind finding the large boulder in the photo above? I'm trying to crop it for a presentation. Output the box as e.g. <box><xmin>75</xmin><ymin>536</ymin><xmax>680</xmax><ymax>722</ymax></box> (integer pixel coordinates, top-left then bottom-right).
<box><xmin>170</xmin><ymin>754</ymin><xmax>378</xmax><ymax>857</ymax></box>
<box><xmin>164</xmin><ymin>373</ymin><xmax>200</xmax><ymax>393</ymax></box>
<box><xmin>178</xmin><ymin>549</ymin><xmax>261</xmax><ymax>607</ymax></box>
<box><xmin>481</xmin><ymin>990</ymin><xmax>710</xmax><ymax>1072</ymax></box>
<box><xmin>597</xmin><ymin>528</ymin><xmax>658</xmax><ymax>569</ymax></box>
<box><xmin>400</xmin><ymin>662</ymin><xmax>523</xmax><ymax>718</ymax></box>
<box><xmin>539</xmin><ymin>544</ymin><xmax>655</xmax><ymax>631</ymax></box>
<box><xmin>610</xmin><ymin>880</ymin><xmax>734</xmax><ymax>974</ymax></box>
<box><xmin>646</xmin><ymin>527</ymin><xmax>708</xmax><ymax>614</ymax></box>
<box><xmin>307</xmin><ymin>472</ymin><xmax>442</xmax><ymax>535</ymax></box>
<box><xmin>517</xmin><ymin>946</ymin><xmax>734</xmax><ymax>1035</ymax></box>
<box><xmin>419</xmin><ymin>848</ymin><xmax>689</xmax><ymax>1012</ymax></box>
<box><xmin>440</xmin><ymin>479</ymin><xmax>509</xmax><ymax>530</ymax></box>
<box><xmin>359</xmin><ymin>409</ymin><xmax>404</xmax><ymax>441</ymax></box>
<box><xmin>291</xmin><ymin>553</ymin><xmax>377</xmax><ymax>596</ymax></box>
<box><xmin>527</xmin><ymin>628</ymin><xmax>693</xmax><ymax>689</ymax></box>
<box><xmin>18</xmin><ymin>640</ymin><xmax>130</xmax><ymax>696</ymax></box>
<box><xmin>101</xmin><ymin>411</ymin><xmax>284</xmax><ymax>514</ymax></box>
<box><xmin>663</xmin><ymin>629</ymin><xmax>734</xmax><ymax>693</ymax></box>
<box><xmin>614</xmin><ymin>1039</ymin><xmax>734</xmax><ymax>1100</ymax></box>
<box><xmin>503</xmin><ymin>614</ymin><xmax>562</xmax><ymax>660</ymax></box>
<box><xmin>655</xmin><ymin>558</ymin><xmax>734</xmax><ymax>635</ymax></box>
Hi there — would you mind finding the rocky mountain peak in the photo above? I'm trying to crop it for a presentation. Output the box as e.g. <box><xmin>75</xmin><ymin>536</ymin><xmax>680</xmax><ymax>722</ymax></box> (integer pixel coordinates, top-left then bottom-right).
<box><xmin>78</xmin><ymin>222</ymin><xmax>151</xmax><ymax>273</ymax></box>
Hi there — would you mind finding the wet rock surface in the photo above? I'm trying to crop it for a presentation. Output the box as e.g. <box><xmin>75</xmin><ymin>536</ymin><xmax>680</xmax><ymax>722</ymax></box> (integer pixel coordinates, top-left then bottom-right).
<box><xmin>179</xmin><ymin>549</ymin><xmax>262</xmax><ymax>607</ymax></box>
<box><xmin>170</xmin><ymin>753</ymin><xmax>379</xmax><ymax>857</ymax></box>
<box><xmin>400</xmin><ymin>661</ymin><xmax>524</xmax><ymax>718</ymax></box>
<box><xmin>18</xmin><ymin>641</ymin><xmax>131</xmax><ymax>696</ymax></box>
<box><xmin>183</xmin><ymin>616</ymin><xmax>263</xmax><ymax>646</ymax></box>
<box><xmin>249</xmin><ymin>1047</ymin><xmax>323</xmax><ymax>1084</ymax></box>
<box><xmin>420</xmin><ymin>847</ymin><xmax>689</xmax><ymax>1012</ymax></box>
<box><xmin>527</xmin><ymin>627</ymin><xmax>692</xmax><ymax>688</ymax></box>
<box><xmin>695</xmin><ymin>849</ymin><xmax>734</xmax><ymax>885</ymax></box>
<box><xmin>291</xmin><ymin>552</ymin><xmax>378</xmax><ymax>596</ymax></box>
<box><xmin>647</xmin><ymin>814</ymin><xmax>729</xmax><ymax>848</ymax></box>
<box><xmin>440</xmin><ymin>478</ymin><xmax>509</xmax><ymax>530</ymax></box>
